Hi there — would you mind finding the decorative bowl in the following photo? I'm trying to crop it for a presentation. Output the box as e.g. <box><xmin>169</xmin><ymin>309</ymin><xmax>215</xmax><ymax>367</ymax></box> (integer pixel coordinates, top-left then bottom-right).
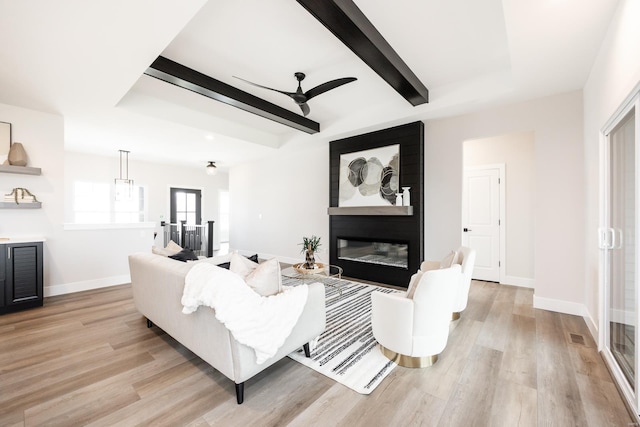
<box><xmin>293</xmin><ymin>262</ymin><xmax>326</xmax><ymax>274</ymax></box>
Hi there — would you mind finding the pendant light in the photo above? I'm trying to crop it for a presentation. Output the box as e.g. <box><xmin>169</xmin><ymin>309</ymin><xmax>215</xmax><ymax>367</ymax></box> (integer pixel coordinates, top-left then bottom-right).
<box><xmin>115</xmin><ymin>150</ymin><xmax>134</xmax><ymax>200</ymax></box>
<box><xmin>206</xmin><ymin>161</ymin><xmax>217</xmax><ymax>176</ymax></box>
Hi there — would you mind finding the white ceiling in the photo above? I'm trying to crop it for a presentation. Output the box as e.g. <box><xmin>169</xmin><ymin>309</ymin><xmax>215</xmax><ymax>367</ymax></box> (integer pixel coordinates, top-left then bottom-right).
<box><xmin>0</xmin><ymin>0</ymin><xmax>620</xmax><ymax>170</ymax></box>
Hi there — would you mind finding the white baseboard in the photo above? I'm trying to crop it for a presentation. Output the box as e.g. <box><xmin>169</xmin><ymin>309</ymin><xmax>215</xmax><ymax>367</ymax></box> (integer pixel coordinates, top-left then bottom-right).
<box><xmin>45</xmin><ymin>275</ymin><xmax>130</xmax><ymax>297</ymax></box>
<box><xmin>501</xmin><ymin>275</ymin><xmax>534</xmax><ymax>288</ymax></box>
<box><xmin>584</xmin><ymin>310</ymin><xmax>599</xmax><ymax>345</ymax></box>
<box><xmin>533</xmin><ymin>295</ymin><xmax>587</xmax><ymax>317</ymax></box>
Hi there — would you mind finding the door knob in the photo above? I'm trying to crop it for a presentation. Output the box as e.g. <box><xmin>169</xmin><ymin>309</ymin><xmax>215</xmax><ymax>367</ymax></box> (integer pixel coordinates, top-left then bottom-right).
<box><xmin>463</xmin><ymin>228</ymin><xmax>472</xmax><ymax>232</ymax></box>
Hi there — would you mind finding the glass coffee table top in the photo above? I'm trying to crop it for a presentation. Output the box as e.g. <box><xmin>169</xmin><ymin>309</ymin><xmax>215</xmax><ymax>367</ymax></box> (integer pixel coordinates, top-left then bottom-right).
<box><xmin>281</xmin><ymin>263</ymin><xmax>343</xmax><ymax>280</ymax></box>
<box><xmin>281</xmin><ymin>264</ymin><xmax>344</xmax><ymax>294</ymax></box>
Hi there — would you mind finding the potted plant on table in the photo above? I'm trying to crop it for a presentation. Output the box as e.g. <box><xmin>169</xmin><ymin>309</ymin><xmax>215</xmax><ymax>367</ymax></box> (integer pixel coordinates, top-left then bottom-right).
<box><xmin>299</xmin><ymin>235</ymin><xmax>322</xmax><ymax>270</ymax></box>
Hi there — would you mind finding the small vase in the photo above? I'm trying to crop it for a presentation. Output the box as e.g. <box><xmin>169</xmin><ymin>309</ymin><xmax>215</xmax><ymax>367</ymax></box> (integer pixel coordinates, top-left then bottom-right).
<box><xmin>402</xmin><ymin>187</ymin><xmax>411</xmax><ymax>206</ymax></box>
<box><xmin>304</xmin><ymin>249</ymin><xmax>316</xmax><ymax>269</ymax></box>
<box><xmin>395</xmin><ymin>193</ymin><xmax>403</xmax><ymax>206</ymax></box>
<box><xmin>8</xmin><ymin>142</ymin><xmax>27</xmax><ymax>166</ymax></box>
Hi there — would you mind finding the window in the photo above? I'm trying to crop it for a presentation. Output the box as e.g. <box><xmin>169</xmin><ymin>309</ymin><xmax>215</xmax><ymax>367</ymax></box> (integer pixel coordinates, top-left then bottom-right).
<box><xmin>73</xmin><ymin>181</ymin><xmax>147</xmax><ymax>224</ymax></box>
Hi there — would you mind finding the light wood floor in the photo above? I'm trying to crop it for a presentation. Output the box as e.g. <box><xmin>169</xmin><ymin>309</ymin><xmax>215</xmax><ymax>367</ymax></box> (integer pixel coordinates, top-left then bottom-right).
<box><xmin>0</xmin><ymin>280</ymin><xmax>633</xmax><ymax>426</ymax></box>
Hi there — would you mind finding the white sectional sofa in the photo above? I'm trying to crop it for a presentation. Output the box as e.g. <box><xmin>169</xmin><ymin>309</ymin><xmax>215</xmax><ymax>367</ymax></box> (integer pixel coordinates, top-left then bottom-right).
<box><xmin>128</xmin><ymin>252</ymin><xmax>326</xmax><ymax>404</ymax></box>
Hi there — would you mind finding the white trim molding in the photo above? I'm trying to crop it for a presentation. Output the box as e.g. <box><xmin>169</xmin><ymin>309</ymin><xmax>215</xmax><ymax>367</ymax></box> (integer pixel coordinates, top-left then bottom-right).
<box><xmin>501</xmin><ymin>275</ymin><xmax>534</xmax><ymax>288</ymax></box>
<box><xmin>533</xmin><ymin>295</ymin><xmax>587</xmax><ymax>317</ymax></box>
<box><xmin>45</xmin><ymin>275</ymin><xmax>130</xmax><ymax>297</ymax></box>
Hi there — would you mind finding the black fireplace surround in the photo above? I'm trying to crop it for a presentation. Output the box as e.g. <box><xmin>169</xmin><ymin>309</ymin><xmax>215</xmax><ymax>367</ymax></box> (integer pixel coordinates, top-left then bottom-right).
<box><xmin>329</xmin><ymin>121</ymin><xmax>424</xmax><ymax>288</ymax></box>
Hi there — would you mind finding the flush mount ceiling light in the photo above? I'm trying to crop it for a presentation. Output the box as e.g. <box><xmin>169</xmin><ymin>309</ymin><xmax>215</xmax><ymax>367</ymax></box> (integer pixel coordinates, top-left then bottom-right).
<box><xmin>206</xmin><ymin>161</ymin><xmax>218</xmax><ymax>176</ymax></box>
<box><xmin>115</xmin><ymin>149</ymin><xmax>134</xmax><ymax>201</ymax></box>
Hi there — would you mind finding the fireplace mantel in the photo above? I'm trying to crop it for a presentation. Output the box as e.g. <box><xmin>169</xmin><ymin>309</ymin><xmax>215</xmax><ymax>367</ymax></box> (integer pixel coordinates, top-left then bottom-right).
<box><xmin>327</xmin><ymin>206</ymin><xmax>413</xmax><ymax>216</ymax></box>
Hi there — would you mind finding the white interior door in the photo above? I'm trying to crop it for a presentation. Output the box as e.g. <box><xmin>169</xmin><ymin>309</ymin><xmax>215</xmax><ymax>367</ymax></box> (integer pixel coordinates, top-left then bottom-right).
<box><xmin>462</xmin><ymin>167</ymin><xmax>501</xmax><ymax>282</ymax></box>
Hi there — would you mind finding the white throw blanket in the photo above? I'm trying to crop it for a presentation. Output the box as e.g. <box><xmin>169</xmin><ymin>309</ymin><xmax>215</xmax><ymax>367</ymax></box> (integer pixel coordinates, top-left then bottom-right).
<box><xmin>181</xmin><ymin>263</ymin><xmax>309</xmax><ymax>364</ymax></box>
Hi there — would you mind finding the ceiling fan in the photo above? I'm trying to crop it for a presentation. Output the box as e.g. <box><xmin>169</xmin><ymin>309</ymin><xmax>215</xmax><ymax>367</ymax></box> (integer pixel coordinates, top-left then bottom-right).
<box><xmin>234</xmin><ymin>72</ymin><xmax>356</xmax><ymax>117</ymax></box>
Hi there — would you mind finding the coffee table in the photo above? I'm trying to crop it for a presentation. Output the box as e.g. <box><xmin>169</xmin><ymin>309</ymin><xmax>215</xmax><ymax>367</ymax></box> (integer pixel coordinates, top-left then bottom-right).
<box><xmin>281</xmin><ymin>264</ymin><xmax>344</xmax><ymax>295</ymax></box>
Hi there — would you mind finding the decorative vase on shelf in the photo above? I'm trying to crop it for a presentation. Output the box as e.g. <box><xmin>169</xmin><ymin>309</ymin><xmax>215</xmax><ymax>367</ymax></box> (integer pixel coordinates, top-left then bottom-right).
<box><xmin>8</xmin><ymin>142</ymin><xmax>27</xmax><ymax>166</ymax></box>
<box><xmin>402</xmin><ymin>187</ymin><xmax>411</xmax><ymax>206</ymax></box>
<box><xmin>395</xmin><ymin>193</ymin><xmax>403</xmax><ymax>206</ymax></box>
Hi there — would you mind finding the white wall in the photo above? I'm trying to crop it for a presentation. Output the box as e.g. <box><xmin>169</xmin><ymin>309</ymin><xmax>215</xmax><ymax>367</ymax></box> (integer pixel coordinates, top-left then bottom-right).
<box><xmin>0</xmin><ymin>101</ymin><xmax>229</xmax><ymax>296</ymax></box>
<box><xmin>230</xmin><ymin>92</ymin><xmax>584</xmax><ymax>315</ymax></box>
<box><xmin>230</xmin><ymin>139</ymin><xmax>330</xmax><ymax>264</ymax></box>
<box><xmin>583</xmin><ymin>0</ymin><xmax>640</xmax><ymax>335</ymax></box>
<box><xmin>464</xmin><ymin>131</ymin><xmax>535</xmax><ymax>284</ymax></box>
<box><xmin>425</xmin><ymin>91</ymin><xmax>584</xmax><ymax>314</ymax></box>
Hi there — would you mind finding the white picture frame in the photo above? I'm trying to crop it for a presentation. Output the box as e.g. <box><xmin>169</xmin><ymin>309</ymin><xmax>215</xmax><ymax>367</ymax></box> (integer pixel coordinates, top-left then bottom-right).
<box><xmin>0</xmin><ymin>122</ymin><xmax>11</xmax><ymax>163</ymax></box>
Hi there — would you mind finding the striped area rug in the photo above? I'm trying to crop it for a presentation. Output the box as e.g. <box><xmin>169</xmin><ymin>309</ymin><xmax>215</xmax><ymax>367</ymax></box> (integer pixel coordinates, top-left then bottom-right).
<box><xmin>284</xmin><ymin>277</ymin><xmax>399</xmax><ymax>394</ymax></box>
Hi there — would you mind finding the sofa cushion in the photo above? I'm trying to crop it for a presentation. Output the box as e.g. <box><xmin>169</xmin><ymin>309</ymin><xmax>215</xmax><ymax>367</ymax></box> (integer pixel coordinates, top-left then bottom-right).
<box><xmin>244</xmin><ymin>258</ymin><xmax>282</xmax><ymax>297</ymax></box>
<box><xmin>230</xmin><ymin>252</ymin><xmax>259</xmax><ymax>278</ymax></box>
<box><xmin>211</xmin><ymin>253</ymin><xmax>258</xmax><ymax>270</ymax></box>
<box><xmin>152</xmin><ymin>240</ymin><xmax>182</xmax><ymax>257</ymax></box>
<box><xmin>190</xmin><ymin>252</ymin><xmax>233</xmax><ymax>266</ymax></box>
<box><xmin>169</xmin><ymin>247</ymin><xmax>199</xmax><ymax>262</ymax></box>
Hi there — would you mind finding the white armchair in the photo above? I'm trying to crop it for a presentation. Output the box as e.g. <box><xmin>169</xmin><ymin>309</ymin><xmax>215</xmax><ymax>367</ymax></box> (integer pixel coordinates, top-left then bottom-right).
<box><xmin>371</xmin><ymin>264</ymin><xmax>461</xmax><ymax>367</ymax></box>
<box><xmin>420</xmin><ymin>246</ymin><xmax>476</xmax><ymax>320</ymax></box>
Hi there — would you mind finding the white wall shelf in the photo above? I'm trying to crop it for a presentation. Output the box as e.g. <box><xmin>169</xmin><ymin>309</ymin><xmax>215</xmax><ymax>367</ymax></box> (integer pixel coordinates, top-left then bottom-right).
<box><xmin>0</xmin><ymin>202</ymin><xmax>42</xmax><ymax>209</ymax></box>
<box><xmin>0</xmin><ymin>165</ymin><xmax>42</xmax><ymax>175</ymax></box>
<box><xmin>327</xmin><ymin>206</ymin><xmax>413</xmax><ymax>216</ymax></box>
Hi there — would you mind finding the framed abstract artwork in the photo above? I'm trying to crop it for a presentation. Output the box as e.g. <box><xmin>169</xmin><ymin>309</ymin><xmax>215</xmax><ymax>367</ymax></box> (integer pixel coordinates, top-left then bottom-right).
<box><xmin>338</xmin><ymin>144</ymin><xmax>400</xmax><ymax>207</ymax></box>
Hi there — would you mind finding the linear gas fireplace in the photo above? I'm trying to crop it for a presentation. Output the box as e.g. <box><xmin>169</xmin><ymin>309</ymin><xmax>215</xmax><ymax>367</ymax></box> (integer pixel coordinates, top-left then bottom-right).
<box><xmin>337</xmin><ymin>238</ymin><xmax>408</xmax><ymax>269</ymax></box>
<box><xmin>329</xmin><ymin>121</ymin><xmax>424</xmax><ymax>288</ymax></box>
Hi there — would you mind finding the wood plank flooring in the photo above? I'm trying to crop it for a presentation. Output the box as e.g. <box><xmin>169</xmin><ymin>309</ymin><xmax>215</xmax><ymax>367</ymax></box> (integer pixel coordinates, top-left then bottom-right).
<box><xmin>0</xmin><ymin>280</ymin><xmax>633</xmax><ymax>426</ymax></box>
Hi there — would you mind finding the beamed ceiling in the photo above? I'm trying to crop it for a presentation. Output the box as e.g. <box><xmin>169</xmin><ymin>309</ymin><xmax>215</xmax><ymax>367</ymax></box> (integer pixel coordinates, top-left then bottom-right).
<box><xmin>0</xmin><ymin>0</ymin><xmax>620</xmax><ymax>169</ymax></box>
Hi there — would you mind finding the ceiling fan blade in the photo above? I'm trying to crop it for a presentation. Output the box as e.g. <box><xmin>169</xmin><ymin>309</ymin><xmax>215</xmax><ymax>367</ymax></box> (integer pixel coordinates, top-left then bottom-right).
<box><xmin>304</xmin><ymin>77</ymin><xmax>357</xmax><ymax>101</ymax></box>
<box><xmin>299</xmin><ymin>103</ymin><xmax>310</xmax><ymax>116</ymax></box>
<box><xmin>233</xmin><ymin>76</ymin><xmax>296</xmax><ymax>98</ymax></box>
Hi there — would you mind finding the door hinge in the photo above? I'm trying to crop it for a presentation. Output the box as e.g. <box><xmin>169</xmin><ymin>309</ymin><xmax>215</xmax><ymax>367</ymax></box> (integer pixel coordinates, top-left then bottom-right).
<box><xmin>498</xmin><ymin>219</ymin><xmax>501</xmax><ymax>226</ymax></box>
<box><xmin>498</xmin><ymin>261</ymin><xmax>501</xmax><ymax>267</ymax></box>
<box><xmin>498</xmin><ymin>178</ymin><xmax>501</xmax><ymax>184</ymax></box>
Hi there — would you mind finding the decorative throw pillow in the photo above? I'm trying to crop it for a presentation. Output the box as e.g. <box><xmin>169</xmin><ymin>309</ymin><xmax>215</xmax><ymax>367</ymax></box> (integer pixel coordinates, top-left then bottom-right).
<box><xmin>152</xmin><ymin>240</ymin><xmax>183</xmax><ymax>257</ymax></box>
<box><xmin>244</xmin><ymin>258</ymin><xmax>282</xmax><ymax>296</ymax></box>
<box><xmin>229</xmin><ymin>252</ymin><xmax>259</xmax><ymax>278</ymax></box>
<box><xmin>223</xmin><ymin>253</ymin><xmax>259</xmax><ymax>270</ymax></box>
<box><xmin>440</xmin><ymin>250</ymin><xmax>459</xmax><ymax>268</ymax></box>
<box><xmin>406</xmin><ymin>270</ymin><xmax>423</xmax><ymax>299</ymax></box>
<box><xmin>168</xmin><ymin>247</ymin><xmax>199</xmax><ymax>262</ymax></box>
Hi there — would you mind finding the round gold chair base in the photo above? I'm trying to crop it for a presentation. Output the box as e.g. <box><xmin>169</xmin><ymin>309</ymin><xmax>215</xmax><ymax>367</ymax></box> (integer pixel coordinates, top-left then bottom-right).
<box><xmin>379</xmin><ymin>345</ymin><xmax>438</xmax><ymax>368</ymax></box>
<box><xmin>452</xmin><ymin>311</ymin><xmax>461</xmax><ymax>321</ymax></box>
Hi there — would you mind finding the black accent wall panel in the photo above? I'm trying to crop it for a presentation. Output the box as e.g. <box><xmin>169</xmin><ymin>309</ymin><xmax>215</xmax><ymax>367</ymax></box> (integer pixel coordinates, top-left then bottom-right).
<box><xmin>329</xmin><ymin>121</ymin><xmax>424</xmax><ymax>287</ymax></box>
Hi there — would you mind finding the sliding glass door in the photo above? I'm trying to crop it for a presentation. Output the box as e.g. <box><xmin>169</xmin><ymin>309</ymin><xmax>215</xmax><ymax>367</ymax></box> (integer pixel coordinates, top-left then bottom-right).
<box><xmin>608</xmin><ymin>109</ymin><xmax>636</xmax><ymax>386</ymax></box>
<box><xmin>602</xmin><ymin>92</ymin><xmax>640</xmax><ymax>414</ymax></box>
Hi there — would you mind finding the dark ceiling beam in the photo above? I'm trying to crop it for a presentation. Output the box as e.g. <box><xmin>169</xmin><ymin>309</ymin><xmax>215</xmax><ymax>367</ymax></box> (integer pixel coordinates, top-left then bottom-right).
<box><xmin>297</xmin><ymin>0</ymin><xmax>429</xmax><ymax>106</ymax></box>
<box><xmin>144</xmin><ymin>56</ymin><xmax>320</xmax><ymax>134</ymax></box>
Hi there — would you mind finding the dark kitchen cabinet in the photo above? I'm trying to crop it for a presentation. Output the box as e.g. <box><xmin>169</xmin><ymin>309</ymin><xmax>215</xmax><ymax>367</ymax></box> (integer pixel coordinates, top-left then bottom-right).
<box><xmin>0</xmin><ymin>241</ymin><xmax>43</xmax><ymax>314</ymax></box>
